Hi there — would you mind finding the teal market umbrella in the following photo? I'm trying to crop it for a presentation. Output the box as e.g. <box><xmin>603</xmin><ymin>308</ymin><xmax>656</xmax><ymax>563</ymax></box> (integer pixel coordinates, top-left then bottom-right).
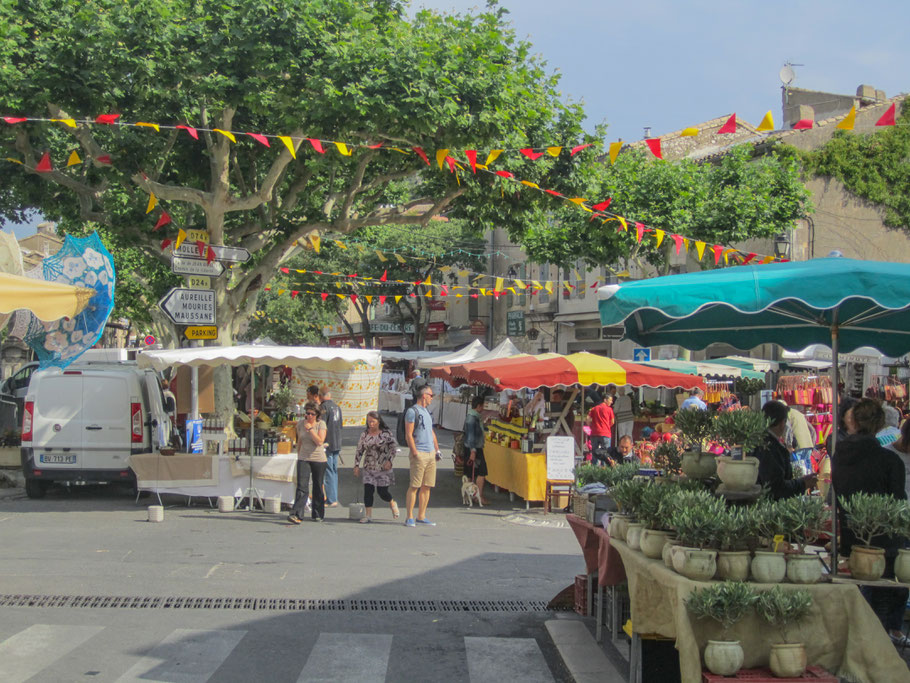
<box><xmin>598</xmin><ymin>255</ymin><xmax>910</xmax><ymax>570</ymax></box>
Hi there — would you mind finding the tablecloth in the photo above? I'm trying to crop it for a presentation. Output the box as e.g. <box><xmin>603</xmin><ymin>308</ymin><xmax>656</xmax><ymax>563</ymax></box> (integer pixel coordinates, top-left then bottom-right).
<box><xmin>566</xmin><ymin>514</ymin><xmax>627</xmax><ymax>586</ymax></box>
<box><xmin>610</xmin><ymin>538</ymin><xmax>910</xmax><ymax>683</ymax></box>
<box><xmin>229</xmin><ymin>453</ymin><xmax>297</xmax><ymax>482</ymax></box>
<box><xmin>129</xmin><ymin>453</ymin><xmax>218</xmax><ymax>488</ymax></box>
<box><xmin>483</xmin><ymin>441</ymin><xmax>547</xmax><ymax>502</ymax></box>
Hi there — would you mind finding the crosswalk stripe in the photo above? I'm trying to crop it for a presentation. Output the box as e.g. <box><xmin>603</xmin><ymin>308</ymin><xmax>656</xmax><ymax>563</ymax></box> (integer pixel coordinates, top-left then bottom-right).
<box><xmin>115</xmin><ymin>628</ymin><xmax>246</xmax><ymax>683</ymax></box>
<box><xmin>465</xmin><ymin>636</ymin><xmax>555</xmax><ymax>683</ymax></box>
<box><xmin>0</xmin><ymin>624</ymin><xmax>105</xmax><ymax>683</ymax></box>
<box><xmin>297</xmin><ymin>632</ymin><xmax>392</xmax><ymax>682</ymax></box>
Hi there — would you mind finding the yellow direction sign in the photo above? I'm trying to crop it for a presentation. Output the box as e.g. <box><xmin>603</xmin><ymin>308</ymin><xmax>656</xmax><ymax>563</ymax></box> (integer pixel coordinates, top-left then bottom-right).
<box><xmin>184</xmin><ymin>326</ymin><xmax>218</xmax><ymax>340</ymax></box>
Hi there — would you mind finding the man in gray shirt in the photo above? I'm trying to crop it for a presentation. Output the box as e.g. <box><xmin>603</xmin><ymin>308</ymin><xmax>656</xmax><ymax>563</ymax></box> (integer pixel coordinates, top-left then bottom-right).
<box><xmin>404</xmin><ymin>384</ymin><xmax>440</xmax><ymax>527</ymax></box>
<box><xmin>319</xmin><ymin>388</ymin><xmax>343</xmax><ymax>507</ymax></box>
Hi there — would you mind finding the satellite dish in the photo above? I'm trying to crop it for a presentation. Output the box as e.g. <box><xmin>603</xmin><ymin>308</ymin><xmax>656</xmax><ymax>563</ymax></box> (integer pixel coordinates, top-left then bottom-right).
<box><xmin>779</xmin><ymin>64</ymin><xmax>796</xmax><ymax>87</ymax></box>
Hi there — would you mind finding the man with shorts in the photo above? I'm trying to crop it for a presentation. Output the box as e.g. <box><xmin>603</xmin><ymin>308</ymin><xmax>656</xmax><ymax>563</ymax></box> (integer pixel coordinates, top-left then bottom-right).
<box><xmin>404</xmin><ymin>384</ymin><xmax>440</xmax><ymax>527</ymax></box>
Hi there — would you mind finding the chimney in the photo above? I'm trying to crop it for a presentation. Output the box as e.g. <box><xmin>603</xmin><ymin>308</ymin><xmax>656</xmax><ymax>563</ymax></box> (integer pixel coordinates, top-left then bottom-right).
<box><xmin>643</xmin><ymin>126</ymin><xmax>652</xmax><ymax>138</ymax></box>
<box><xmin>856</xmin><ymin>84</ymin><xmax>877</xmax><ymax>103</ymax></box>
<box><xmin>36</xmin><ymin>221</ymin><xmax>57</xmax><ymax>236</ymax></box>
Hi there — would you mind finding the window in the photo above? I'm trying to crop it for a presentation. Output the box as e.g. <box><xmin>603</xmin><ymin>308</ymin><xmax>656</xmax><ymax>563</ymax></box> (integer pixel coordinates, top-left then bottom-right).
<box><xmin>468</xmin><ymin>288</ymin><xmax>480</xmax><ymax>320</ymax></box>
<box><xmin>538</xmin><ymin>264</ymin><xmax>551</xmax><ymax>305</ymax></box>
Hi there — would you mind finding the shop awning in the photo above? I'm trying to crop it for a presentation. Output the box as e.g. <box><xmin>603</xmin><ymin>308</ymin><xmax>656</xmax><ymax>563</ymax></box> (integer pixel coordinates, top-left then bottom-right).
<box><xmin>702</xmin><ymin>355</ymin><xmax>779</xmax><ymax>373</ymax></box>
<box><xmin>640</xmin><ymin>359</ymin><xmax>765</xmax><ymax>380</ymax></box>
<box><xmin>138</xmin><ymin>344</ymin><xmax>381</xmax><ymax>371</ymax></box>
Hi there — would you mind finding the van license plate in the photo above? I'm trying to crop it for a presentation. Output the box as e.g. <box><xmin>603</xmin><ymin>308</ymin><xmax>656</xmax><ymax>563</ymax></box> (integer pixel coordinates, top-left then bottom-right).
<box><xmin>39</xmin><ymin>454</ymin><xmax>76</xmax><ymax>464</ymax></box>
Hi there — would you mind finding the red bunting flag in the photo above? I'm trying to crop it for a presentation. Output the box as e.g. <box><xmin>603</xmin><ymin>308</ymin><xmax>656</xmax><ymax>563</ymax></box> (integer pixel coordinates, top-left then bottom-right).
<box><xmin>570</xmin><ymin>143</ymin><xmax>592</xmax><ymax>156</ymax></box>
<box><xmin>206</xmin><ymin>246</ymin><xmax>215</xmax><ymax>265</ymax></box>
<box><xmin>412</xmin><ymin>147</ymin><xmax>430</xmax><ymax>165</ymax></box>
<box><xmin>2</xmin><ymin>117</ymin><xmax>27</xmax><ymax>124</ymax></box>
<box><xmin>445</xmin><ymin>156</ymin><xmax>457</xmax><ymax>173</ymax></box>
<box><xmin>409</xmin><ymin>293</ymin><xmax>416</xmax><ymax>298</ymax></box>
<box><xmin>589</xmin><ymin>281</ymin><xmax>599</xmax><ymax>289</ymax></box>
<box><xmin>160</xmin><ymin>238</ymin><xmax>172</xmax><ymax>250</ymax></box>
<box><xmin>592</xmin><ymin>199</ymin><xmax>612</xmax><ymax>211</ymax></box>
<box><xmin>350</xmin><ymin>294</ymin><xmax>358</xmax><ymax>302</ymax></box>
<box><xmin>645</xmin><ymin>138</ymin><xmax>662</xmax><ymax>159</ymax></box>
<box><xmin>320</xmin><ymin>292</ymin><xmax>329</xmax><ymax>301</ymax></box>
<box><xmin>176</xmin><ymin>124</ymin><xmax>199</xmax><ymax>140</ymax></box>
<box><xmin>291</xmin><ymin>291</ymin><xmax>299</xmax><ymax>298</ymax></box>
<box><xmin>280</xmin><ymin>267</ymin><xmax>290</xmax><ymax>274</ymax></box>
<box><xmin>366</xmin><ymin>142</ymin><xmax>383</xmax><ymax>149</ymax></box>
<box><xmin>95</xmin><ymin>154</ymin><xmax>111</xmax><ymax>165</ymax></box>
<box><xmin>465</xmin><ymin>150</ymin><xmax>478</xmax><ymax>174</ymax></box>
<box><xmin>308</xmin><ymin>138</ymin><xmax>325</xmax><ymax>154</ymax></box>
<box><xmin>520</xmin><ymin>148</ymin><xmax>545</xmax><ymax>161</ymax></box>
<box><xmin>312</xmin><ymin>270</ymin><xmax>323</xmax><ymax>275</ymax></box>
<box><xmin>470</xmin><ymin>293</ymin><xmax>478</xmax><ymax>298</ymax></box>
<box><xmin>152</xmin><ymin>212</ymin><xmax>171</xmax><ymax>231</ymax></box>
<box><xmin>545</xmin><ymin>189</ymin><xmax>562</xmax><ymax>197</ymax></box>
<box><xmin>876</xmin><ymin>103</ymin><xmax>896</xmax><ymax>127</ymax></box>
<box><xmin>196</xmin><ymin>240</ymin><xmax>205</xmax><ymax>257</ymax></box>
<box><xmin>495</xmin><ymin>170</ymin><xmax>514</xmax><ymax>178</ymax></box>
<box><xmin>671</xmin><ymin>234</ymin><xmax>684</xmax><ymax>255</ymax></box>
<box><xmin>379</xmin><ymin>295</ymin><xmax>386</xmax><ymax>305</ymax></box>
<box><xmin>717</xmin><ymin>113</ymin><xmax>737</xmax><ymax>134</ymax></box>
<box><xmin>635</xmin><ymin>222</ymin><xmax>645</xmax><ymax>242</ymax></box>
<box><xmin>95</xmin><ymin>114</ymin><xmax>120</xmax><ymax>124</ymax></box>
<box><xmin>741</xmin><ymin>252</ymin><xmax>757</xmax><ymax>265</ymax></box>
<box><xmin>792</xmin><ymin>119</ymin><xmax>813</xmax><ymax>130</ymax></box>
<box><xmin>246</xmin><ymin>132</ymin><xmax>270</xmax><ymax>147</ymax></box>
<box><xmin>379</xmin><ymin>270</ymin><xmax>387</xmax><ymax>282</ymax></box>
<box><xmin>712</xmin><ymin>244</ymin><xmax>723</xmax><ymax>265</ymax></box>
<box><xmin>440</xmin><ymin>285</ymin><xmax>448</xmax><ymax>297</ymax></box>
<box><xmin>35</xmin><ymin>152</ymin><xmax>52</xmax><ymax>172</ymax></box>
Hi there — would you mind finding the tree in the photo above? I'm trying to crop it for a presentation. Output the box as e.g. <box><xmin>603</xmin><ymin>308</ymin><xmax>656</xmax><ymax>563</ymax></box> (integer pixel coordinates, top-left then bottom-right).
<box><xmin>513</xmin><ymin>143</ymin><xmax>813</xmax><ymax>274</ymax></box>
<box><xmin>0</xmin><ymin>0</ymin><xmax>590</xmax><ymax>417</ymax></box>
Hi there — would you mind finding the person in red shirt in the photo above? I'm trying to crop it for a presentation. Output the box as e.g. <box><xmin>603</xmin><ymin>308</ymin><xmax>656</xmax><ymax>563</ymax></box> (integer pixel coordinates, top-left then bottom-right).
<box><xmin>587</xmin><ymin>394</ymin><xmax>615</xmax><ymax>460</ymax></box>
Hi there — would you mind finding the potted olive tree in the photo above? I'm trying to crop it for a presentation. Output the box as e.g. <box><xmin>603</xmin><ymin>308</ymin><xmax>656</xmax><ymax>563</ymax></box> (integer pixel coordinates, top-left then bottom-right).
<box><xmin>670</xmin><ymin>493</ymin><xmax>726</xmax><ymax>580</ymax></box>
<box><xmin>755</xmin><ymin>586</ymin><xmax>813</xmax><ymax>678</ymax></box>
<box><xmin>841</xmin><ymin>492</ymin><xmax>905</xmax><ymax>580</ymax></box>
<box><xmin>748</xmin><ymin>499</ymin><xmax>788</xmax><ymax>583</ymax></box>
<box><xmin>778</xmin><ymin>495</ymin><xmax>827</xmax><ymax>584</ymax></box>
<box><xmin>674</xmin><ymin>408</ymin><xmax>718</xmax><ymax>479</ymax></box>
<box><xmin>686</xmin><ymin>581</ymin><xmax>758</xmax><ymax>676</ymax></box>
<box><xmin>714</xmin><ymin>409</ymin><xmax>768</xmax><ymax>491</ymax></box>
<box><xmin>637</xmin><ymin>482</ymin><xmax>677</xmax><ymax>559</ymax></box>
<box><xmin>890</xmin><ymin>500</ymin><xmax>910</xmax><ymax>583</ymax></box>
<box><xmin>715</xmin><ymin>508</ymin><xmax>753</xmax><ymax>581</ymax></box>
<box><xmin>611</xmin><ymin>478</ymin><xmax>649</xmax><ymax>549</ymax></box>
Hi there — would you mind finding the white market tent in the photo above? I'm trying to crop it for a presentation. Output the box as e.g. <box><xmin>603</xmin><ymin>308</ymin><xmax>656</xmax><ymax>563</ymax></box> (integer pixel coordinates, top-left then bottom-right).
<box><xmin>462</xmin><ymin>338</ymin><xmax>522</xmax><ymax>364</ymax></box>
<box><xmin>381</xmin><ymin>349</ymin><xmax>449</xmax><ymax>362</ymax></box>
<box><xmin>416</xmin><ymin>339</ymin><xmax>488</xmax><ymax>369</ymax></box>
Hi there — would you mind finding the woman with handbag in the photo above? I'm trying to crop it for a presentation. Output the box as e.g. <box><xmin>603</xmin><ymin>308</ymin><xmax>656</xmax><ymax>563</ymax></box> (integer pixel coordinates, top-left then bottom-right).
<box><xmin>289</xmin><ymin>401</ymin><xmax>328</xmax><ymax>524</ymax></box>
<box><xmin>463</xmin><ymin>395</ymin><xmax>489</xmax><ymax>505</ymax></box>
<box><xmin>353</xmin><ymin>411</ymin><xmax>399</xmax><ymax>523</ymax></box>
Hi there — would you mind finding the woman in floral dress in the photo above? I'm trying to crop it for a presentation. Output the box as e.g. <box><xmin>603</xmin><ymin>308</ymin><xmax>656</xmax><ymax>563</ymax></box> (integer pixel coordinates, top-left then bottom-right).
<box><xmin>353</xmin><ymin>411</ymin><xmax>399</xmax><ymax>523</ymax></box>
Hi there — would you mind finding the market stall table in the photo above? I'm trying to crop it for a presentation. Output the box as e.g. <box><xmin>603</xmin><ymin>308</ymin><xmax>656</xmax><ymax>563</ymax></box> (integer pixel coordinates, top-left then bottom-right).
<box><xmin>609</xmin><ymin>537</ymin><xmax>910</xmax><ymax>683</ymax></box>
<box><xmin>483</xmin><ymin>441</ymin><xmax>547</xmax><ymax>507</ymax></box>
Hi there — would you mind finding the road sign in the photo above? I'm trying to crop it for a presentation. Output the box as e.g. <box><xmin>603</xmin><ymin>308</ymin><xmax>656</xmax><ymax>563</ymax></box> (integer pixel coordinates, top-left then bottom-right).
<box><xmin>186</xmin><ymin>275</ymin><xmax>211</xmax><ymax>290</ymax></box>
<box><xmin>158</xmin><ymin>288</ymin><xmax>216</xmax><ymax>325</ymax></box>
<box><xmin>143</xmin><ymin>335</ymin><xmax>156</xmax><ymax>346</ymax></box>
<box><xmin>633</xmin><ymin>348</ymin><xmax>651</xmax><ymax>362</ymax></box>
<box><xmin>185</xmin><ymin>325</ymin><xmax>218</xmax><ymax>340</ymax></box>
<box><xmin>174</xmin><ymin>243</ymin><xmax>251</xmax><ymax>263</ymax></box>
<box><xmin>171</xmin><ymin>256</ymin><xmax>225</xmax><ymax>278</ymax></box>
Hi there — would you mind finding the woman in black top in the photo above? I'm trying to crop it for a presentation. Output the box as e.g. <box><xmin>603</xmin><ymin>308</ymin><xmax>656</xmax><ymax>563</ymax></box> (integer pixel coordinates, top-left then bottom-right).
<box><xmin>832</xmin><ymin>398</ymin><xmax>908</xmax><ymax>645</ymax></box>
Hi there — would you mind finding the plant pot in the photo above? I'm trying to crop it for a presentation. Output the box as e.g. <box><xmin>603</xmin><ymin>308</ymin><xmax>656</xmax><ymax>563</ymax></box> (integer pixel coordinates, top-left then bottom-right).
<box><xmin>640</xmin><ymin>528</ymin><xmax>672</xmax><ymax>559</ymax></box>
<box><xmin>848</xmin><ymin>545</ymin><xmax>886</xmax><ymax>581</ymax></box>
<box><xmin>895</xmin><ymin>548</ymin><xmax>910</xmax><ymax>583</ymax></box>
<box><xmin>681</xmin><ymin>451</ymin><xmax>716</xmax><ymax>479</ymax></box>
<box><xmin>703</xmin><ymin>640</ymin><xmax>744</xmax><ymax>677</ymax></box>
<box><xmin>626</xmin><ymin>522</ymin><xmax>644</xmax><ymax>551</ymax></box>
<box><xmin>715</xmin><ymin>550</ymin><xmax>751</xmax><ymax>581</ymax></box>
<box><xmin>751</xmin><ymin>550</ymin><xmax>787</xmax><ymax>583</ymax></box>
<box><xmin>786</xmin><ymin>553</ymin><xmax>822</xmax><ymax>584</ymax></box>
<box><xmin>715</xmin><ymin>456</ymin><xmax>760</xmax><ymax>492</ymax></box>
<box><xmin>610</xmin><ymin>513</ymin><xmax>630</xmax><ymax>541</ymax></box>
<box><xmin>662</xmin><ymin>537</ymin><xmax>679</xmax><ymax>569</ymax></box>
<box><xmin>769</xmin><ymin>642</ymin><xmax>807</xmax><ymax>678</ymax></box>
<box><xmin>674</xmin><ymin>547</ymin><xmax>717</xmax><ymax>581</ymax></box>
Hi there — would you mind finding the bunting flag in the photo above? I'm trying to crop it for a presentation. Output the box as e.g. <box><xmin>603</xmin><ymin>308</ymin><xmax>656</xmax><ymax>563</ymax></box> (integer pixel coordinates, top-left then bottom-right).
<box><xmin>374</xmin><ymin>249</ymin><xmax>387</xmax><ymax>262</ymax></box>
<box><xmin>309</xmin><ymin>232</ymin><xmax>321</xmax><ymax>253</ymax></box>
<box><xmin>153</xmin><ymin>211</ymin><xmax>171</xmax><ymax>231</ymax></box>
<box><xmin>792</xmin><ymin>119</ymin><xmax>813</xmax><ymax>130</ymax></box>
<box><xmin>836</xmin><ymin>106</ymin><xmax>856</xmax><ymax>131</ymax></box>
<box><xmin>35</xmin><ymin>151</ymin><xmax>52</xmax><ymax>172</ymax></box>
<box><xmin>635</xmin><ymin>222</ymin><xmax>644</xmax><ymax>242</ymax></box>
<box><xmin>696</xmin><ymin>241</ymin><xmax>706</xmax><ymax>261</ymax></box>
<box><xmin>95</xmin><ymin>114</ymin><xmax>119</xmax><ymax>124</ymax></box>
<box><xmin>654</xmin><ymin>229</ymin><xmax>665</xmax><ymax>248</ymax></box>
<box><xmin>213</xmin><ymin>128</ymin><xmax>236</xmax><ymax>143</ymax></box>
<box><xmin>547</xmin><ymin>146</ymin><xmax>562</xmax><ymax>156</ymax></box>
<box><xmin>671</xmin><ymin>233</ymin><xmax>685</xmax><ymax>255</ymax></box>
<box><xmin>484</xmin><ymin>149</ymin><xmax>503</xmax><ymax>166</ymax></box>
<box><xmin>716</xmin><ymin>114</ymin><xmax>737</xmax><ymax>134</ymax></box>
<box><xmin>608</xmin><ymin>141</ymin><xmax>622</xmax><ymax>165</ymax></box>
<box><xmin>570</xmin><ymin>143</ymin><xmax>591</xmax><ymax>156</ymax></box>
<box><xmin>876</xmin><ymin>103</ymin><xmax>896</xmax><ymax>127</ymax></box>
<box><xmin>307</xmin><ymin>138</ymin><xmax>324</xmax><ymax>154</ymax></box>
<box><xmin>175</xmin><ymin>228</ymin><xmax>187</xmax><ymax>249</ymax></box>
<box><xmin>206</xmin><ymin>246</ymin><xmax>216</xmax><ymax>265</ymax></box>
<box><xmin>756</xmin><ymin>110</ymin><xmax>775</xmax><ymax>132</ymax></box>
<box><xmin>712</xmin><ymin>244</ymin><xmax>724</xmax><ymax>265</ymax></box>
<box><xmin>334</xmin><ymin>240</ymin><xmax>347</xmax><ymax>250</ymax></box>
<box><xmin>413</xmin><ymin>147</ymin><xmax>430</xmax><ymax>165</ymax></box>
<box><xmin>176</xmin><ymin>124</ymin><xmax>198</xmax><ymax>140</ymax></box>
<box><xmin>520</xmin><ymin>148</ymin><xmax>545</xmax><ymax>161</ymax></box>
<box><xmin>436</xmin><ymin>149</ymin><xmax>449</xmax><ymax>169</ymax></box>
<box><xmin>246</xmin><ymin>132</ymin><xmax>270</xmax><ymax>147</ymax></box>
<box><xmin>146</xmin><ymin>192</ymin><xmax>157</xmax><ymax>214</ymax></box>
<box><xmin>681</xmin><ymin>127</ymin><xmax>699</xmax><ymax>137</ymax></box>
<box><xmin>465</xmin><ymin>150</ymin><xmax>478</xmax><ymax>174</ymax></box>
<box><xmin>645</xmin><ymin>138</ymin><xmax>662</xmax><ymax>159</ymax></box>
<box><xmin>66</xmin><ymin>150</ymin><xmax>82</xmax><ymax>167</ymax></box>
<box><xmin>278</xmin><ymin>136</ymin><xmax>297</xmax><ymax>158</ymax></box>
<box><xmin>335</xmin><ymin>142</ymin><xmax>351</xmax><ymax>156</ymax></box>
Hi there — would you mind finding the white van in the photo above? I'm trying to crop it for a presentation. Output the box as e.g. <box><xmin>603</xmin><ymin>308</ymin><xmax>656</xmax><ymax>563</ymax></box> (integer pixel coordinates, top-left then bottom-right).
<box><xmin>20</xmin><ymin>361</ymin><xmax>171</xmax><ymax>498</ymax></box>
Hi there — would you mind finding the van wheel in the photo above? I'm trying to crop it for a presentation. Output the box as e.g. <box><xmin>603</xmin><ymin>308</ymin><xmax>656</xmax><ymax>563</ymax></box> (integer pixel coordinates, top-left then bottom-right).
<box><xmin>25</xmin><ymin>479</ymin><xmax>48</xmax><ymax>499</ymax></box>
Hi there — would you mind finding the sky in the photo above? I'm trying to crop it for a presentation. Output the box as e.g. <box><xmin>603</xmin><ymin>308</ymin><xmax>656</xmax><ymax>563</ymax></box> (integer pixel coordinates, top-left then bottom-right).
<box><xmin>411</xmin><ymin>0</ymin><xmax>910</xmax><ymax>144</ymax></box>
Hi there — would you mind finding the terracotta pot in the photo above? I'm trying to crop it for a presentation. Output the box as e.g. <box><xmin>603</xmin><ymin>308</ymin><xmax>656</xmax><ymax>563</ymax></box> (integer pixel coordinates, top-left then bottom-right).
<box><xmin>769</xmin><ymin>642</ymin><xmax>807</xmax><ymax>678</ymax></box>
<box><xmin>640</xmin><ymin>528</ymin><xmax>671</xmax><ymax>559</ymax></box>
<box><xmin>849</xmin><ymin>545</ymin><xmax>886</xmax><ymax>581</ymax></box>
<box><xmin>703</xmin><ymin>640</ymin><xmax>744</xmax><ymax>677</ymax></box>
<box><xmin>662</xmin><ymin>537</ymin><xmax>679</xmax><ymax>569</ymax></box>
<box><xmin>715</xmin><ymin>456</ymin><xmax>760</xmax><ymax>492</ymax></box>
<box><xmin>895</xmin><ymin>548</ymin><xmax>910</xmax><ymax>584</ymax></box>
<box><xmin>675</xmin><ymin>547</ymin><xmax>717</xmax><ymax>581</ymax></box>
<box><xmin>715</xmin><ymin>550</ymin><xmax>751</xmax><ymax>581</ymax></box>
<box><xmin>681</xmin><ymin>451</ymin><xmax>717</xmax><ymax>479</ymax></box>
<box><xmin>626</xmin><ymin>522</ymin><xmax>644</xmax><ymax>551</ymax></box>
<box><xmin>751</xmin><ymin>550</ymin><xmax>786</xmax><ymax>583</ymax></box>
<box><xmin>786</xmin><ymin>553</ymin><xmax>822</xmax><ymax>584</ymax></box>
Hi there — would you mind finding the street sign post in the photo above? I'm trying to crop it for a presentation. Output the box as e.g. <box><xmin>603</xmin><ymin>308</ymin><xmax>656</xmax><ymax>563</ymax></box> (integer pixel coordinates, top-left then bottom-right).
<box><xmin>173</xmin><ymin>243</ymin><xmax>251</xmax><ymax>263</ymax></box>
<box><xmin>171</xmin><ymin>256</ymin><xmax>225</xmax><ymax>278</ymax></box>
<box><xmin>186</xmin><ymin>275</ymin><xmax>211</xmax><ymax>290</ymax></box>
<box><xmin>158</xmin><ymin>288</ymin><xmax>216</xmax><ymax>325</ymax></box>
<box><xmin>185</xmin><ymin>326</ymin><xmax>219</xmax><ymax>340</ymax></box>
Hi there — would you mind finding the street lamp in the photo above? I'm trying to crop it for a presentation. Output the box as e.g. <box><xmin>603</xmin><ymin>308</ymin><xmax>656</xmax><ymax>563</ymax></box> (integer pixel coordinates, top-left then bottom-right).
<box><xmin>773</xmin><ymin>233</ymin><xmax>791</xmax><ymax>259</ymax></box>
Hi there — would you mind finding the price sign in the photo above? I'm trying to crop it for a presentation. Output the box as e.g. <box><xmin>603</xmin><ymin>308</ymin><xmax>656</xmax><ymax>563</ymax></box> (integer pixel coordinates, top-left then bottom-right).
<box><xmin>186</xmin><ymin>275</ymin><xmax>211</xmax><ymax>290</ymax></box>
<box><xmin>546</xmin><ymin>436</ymin><xmax>576</xmax><ymax>481</ymax></box>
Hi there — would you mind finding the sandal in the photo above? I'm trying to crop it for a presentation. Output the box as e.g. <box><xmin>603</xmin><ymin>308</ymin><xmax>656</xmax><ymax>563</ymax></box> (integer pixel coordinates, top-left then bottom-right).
<box><xmin>359</xmin><ymin>517</ymin><xmax>372</xmax><ymax>524</ymax></box>
<box><xmin>390</xmin><ymin>501</ymin><xmax>400</xmax><ymax>519</ymax></box>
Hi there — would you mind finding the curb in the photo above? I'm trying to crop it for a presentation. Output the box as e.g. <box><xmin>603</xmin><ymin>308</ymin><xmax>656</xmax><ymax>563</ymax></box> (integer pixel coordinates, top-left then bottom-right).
<box><xmin>546</xmin><ymin>618</ymin><xmax>626</xmax><ymax>683</ymax></box>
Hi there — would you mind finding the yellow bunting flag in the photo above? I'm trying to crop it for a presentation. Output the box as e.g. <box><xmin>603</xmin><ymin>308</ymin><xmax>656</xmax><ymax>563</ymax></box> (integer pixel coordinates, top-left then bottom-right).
<box><xmin>484</xmin><ymin>150</ymin><xmax>503</xmax><ymax>166</ymax></box>
<box><xmin>472</xmin><ymin>274</ymin><xmax>485</xmax><ymax>285</ymax></box>
<box><xmin>760</xmin><ymin>255</ymin><xmax>774</xmax><ymax>264</ymax></box>
<box><xmin>309</xmin><ymin>233</ymin><xmax>321</xmax><ymax>253</ymax></box>
<box><xmin>756</xmin><ymin>110</ymin><xmax>775</xmax><ymax>132</ymax></box>
<box><xmin>436</xmin><ymin>149</ymin><xmax>449</xmax><ymax>169</ymax></box>
<box><xmin>394</xmin><ymin>253</ymin><xmax>406</xmax><ymax>264</ymax></box>
<box><xmin>337</xmin><ymin>294</ymin><xmax>345</xmax><ymax>299</ymax></box>
<box><xmin>5</xmin><ymin>157</ymin><xmax>22</xmax><ymax>165</ymax></box>
<box><xmin>479</xmin><ymin>288</ymin><xmax>487</xmax><ymax>296</ymax></box>
<box><xmin>547</xmin><ymin>147</ymin><xmax>562</xmax><ymax>156</ymax></box>
<box><xmin>617</xmin><ymin>216</ymin><xmax>628</xmax><ymax>232</ymax></box>
<box><xmin>334</xmin><ymin>142</ymin><xmax>351</xmax><ymax>156</ymax></box>
<box><xmin>175</xmin><ymin>229</ymin><xmax>187</xmax><ymax>249</ymax></box>
<box><xmin>365</xmin><ymin>295</ymin><xmax>373</xmax><ymax>304</ymax></box>
<box><xmin>572</xmin><ymin>269</ymin><xmax>582</xmax><ymax>281</ymax></box>
<box><xmin>277</xmin><ymin>289</ymin><xmax>285</xmax><ymax>295</ymax></box>
<box><xmin>520</xmin><ymin>181</ymin><xmax>540</xmax><ymax>189</ymax></box>
<box><xmin>146</xmin><ymin>192</ymin><xmax>157</xmax><ymax>214</ymax></box>
<box><xmin>424</xmin><ymin>275</ymin><xmax>432</xmax><ymax>286</ymax></box>
<box><xmin>680</xmin><ymin>127</ymin><xmax>699</xmax><ymax>137</ymax></box>
<box><xmin>723</xmin><ymin>248</ymin><xmax>736</xmax><ymax>264</ymax></box>
<box><xmin>395</xmin><ymin>295</ymin><xmax>403</xmax><ymax>303</ymax></box>
<box><xmin>609</xmin><ymin>141</ymin><xmax>622</xmax><ymax>165</ymax></box>
<box><xmin>562</xmin><ymin>281</ymin><xmax>572</xmax><ymax>292</ymax></box>
<box><xmin>51</xmin><ymin>118</ymin><xmax>76</xmax><ymax>129</ymax></box>
<box><xmin>836</xmin><ymin>106</ymin><xmax>856</xmax><ymax>131</ymax></box>
<box><xmin>544</xmin><ymin>282</ymin><xmax>553</xmax><ymax>294</ymax></box>
<box><xmin>354</xmin><ymin>244</ymin><xmax>366</xmax><ymax>254</ymax></box>
<box><xmin>375</xmin><ymin>250</ymin><xmax>387</xmax><ymax>262</ymax></box>
<box><xmin>66</xmin><ymin>151</ymin><xmax>82</xmax><ymax>167</ymax></box>
<box><xmin>424</xmin><ymin>291</ymin><xmax>432</xmax><ymax>298</ymax></box>
<box><xmin>568</xmin><ymin>197</ymin><xmax>588</xmax><ymax>205</ymax></box>
<box><xmin>514</xmin><ymin>279</ymin><xmax>526</xmax><ymax>289</ymax></box>
<box><xmin>494</xmin><ymin>277</ymin><xmax>504</xmax><ymax>292</ymax></box>
<box><xmin>213</xmin><ymin>129</ymin><xmax>236</xmax><ymax>143</ymax></box>
<box><xmin>654</xmin><ymin>229</ymin><xmax>664</xmax><ymax>248</ymax></box>
<box><xmin>278</xmin><ymin>136</ymin><xmax>296</xmax><ymax>159</ymax></box>
<box><xmin>135</xmin><ymin>122</ymin><xmax>160</xmax><ymax>132</ymax></box>
<box><xmin>334</xmin><ymin>240</ymin><xmax>347</xmax><ymax>250</ymax></box>
<box><xmin>531</xmin><ymin>280</ymin><xmax>542</xmax><ymax>290</ymax></box>
<box><xmin>695</xmin><ymin>241</ymin><xmax>706</xmax><ymax>260</ymax></box>
<box><xmin>507</xmin><ymin>287</ymin><xmax>516</xmax><ymax>295</ymax></box>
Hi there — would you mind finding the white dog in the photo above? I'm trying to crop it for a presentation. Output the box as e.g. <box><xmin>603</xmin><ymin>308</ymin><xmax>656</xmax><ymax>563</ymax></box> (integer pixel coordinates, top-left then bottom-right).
<box><xmin>461</xmin><ymin>475</ymin><xmax>482</xmax><ymax>508</ymax></box>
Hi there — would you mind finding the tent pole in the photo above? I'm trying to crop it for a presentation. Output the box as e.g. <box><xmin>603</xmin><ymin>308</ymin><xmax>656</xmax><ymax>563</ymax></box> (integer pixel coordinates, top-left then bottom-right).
<box><xmin>249</xmin><ymin>358</ymin><xmax>255</xmax><ymax>511</ymax></box>
<box><xmin>829</xmin><ymin>322</ymin><xmax>839</xmax><ymax>575</ymax></box>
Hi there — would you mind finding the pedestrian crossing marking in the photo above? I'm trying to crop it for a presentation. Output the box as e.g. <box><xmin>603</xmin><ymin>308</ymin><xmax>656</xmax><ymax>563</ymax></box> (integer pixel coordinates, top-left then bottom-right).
<box><xmin>465</xmin><ymin>636</ymin><xmax>555</xmax><ymax>683</ymax></box>
<box><xmin>0</xmin><ymin>624</ymin><xmax>105</xmax><ymax>683</ymax></box>
<box><xmin>297</xmin><ymin>632</ymin><xmax>392</xmax><ymax>682</ymax></box>
<box><xmin>115</xmin><ymin>628</ymin><xmax>246</xmax><ymax>683</ymax></box>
